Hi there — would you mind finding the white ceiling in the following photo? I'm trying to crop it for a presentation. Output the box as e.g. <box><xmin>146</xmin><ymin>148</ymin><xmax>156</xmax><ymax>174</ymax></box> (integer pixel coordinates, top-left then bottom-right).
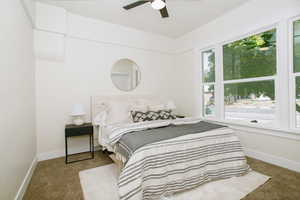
<box><xmin>37</xmin><ymin>0</ymin><xmax>249</xmax><ymax>38</ymax></box>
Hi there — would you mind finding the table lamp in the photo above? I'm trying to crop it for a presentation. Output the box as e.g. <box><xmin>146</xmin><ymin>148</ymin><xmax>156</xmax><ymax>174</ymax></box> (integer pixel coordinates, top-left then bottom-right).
<box><xmin>70</xmin><ymin>104</ymin><xmax>86</xmax><ymax>125</ymax></box>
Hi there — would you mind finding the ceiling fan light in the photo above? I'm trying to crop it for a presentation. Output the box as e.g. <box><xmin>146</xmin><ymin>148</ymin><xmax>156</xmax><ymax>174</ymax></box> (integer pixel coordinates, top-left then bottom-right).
<box><xmin>151</xmin><ymin>0</ymin><xmax>166</xmax><ymax>10</ymax></box>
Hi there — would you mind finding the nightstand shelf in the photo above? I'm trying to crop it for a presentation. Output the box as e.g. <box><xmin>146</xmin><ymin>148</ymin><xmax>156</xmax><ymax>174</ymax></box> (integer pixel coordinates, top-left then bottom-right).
<box><xmin>65</xmin><ymin>123</ymin><xmax>94</xmax><ymax>164</ymax></box>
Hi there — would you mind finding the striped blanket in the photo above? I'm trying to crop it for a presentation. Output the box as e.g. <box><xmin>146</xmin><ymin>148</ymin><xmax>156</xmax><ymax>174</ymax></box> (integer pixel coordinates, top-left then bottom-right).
<box><xmin>107</xmin><ymin>118</ymin><xmax>250</xmax><ymax>200</ymax></box>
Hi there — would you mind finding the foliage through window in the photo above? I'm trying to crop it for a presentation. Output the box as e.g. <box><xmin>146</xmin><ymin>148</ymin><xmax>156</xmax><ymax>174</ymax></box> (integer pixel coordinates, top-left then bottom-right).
<box><xmin>223</xmin><ymin>29</ymin><xmax>277</xmax><ymax>80</ymax></box>
<box><xmin>202</xmin><ymin>49</ymin><xmax>215</xmax><ymax>116</ymax></box>
<box><xmin>294</xmin><ymin>20</ymin><xmax>300</xmax><ymax>127</ymax></box>
<box><xmin>224</xmin><ymin>80</ymin><xmax>275</xmax><ymax>124</ymax></box>
<box><xmin>294</xmin><ymin>20</ymin><xmax>300</xmax><ymax>73</ymax></box>
<box><xmin>203</xmin><ymin>85</ymin><xmax>215</xmax><ymax>116</ymax></box>
<box><xmin>202</xmin><ymin>50</ymin><xmax>215</xmax><ymax>83</ymax></box>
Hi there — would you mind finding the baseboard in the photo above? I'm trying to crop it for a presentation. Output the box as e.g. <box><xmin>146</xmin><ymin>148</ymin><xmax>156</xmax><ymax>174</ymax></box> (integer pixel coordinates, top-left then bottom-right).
<box><xmin>14</xmin><ymin>157</ymin><xmax>38</xmax><ymax>200</ymax></box>
<box><xmin>38</xmin><ymin>145</ymin><xmax>101</xmax><ymax>161</ymax></box>
<box><xmin>244</xmin><ymin>148</ymin><xmax>300</xmax><ymax>173</ymax></box>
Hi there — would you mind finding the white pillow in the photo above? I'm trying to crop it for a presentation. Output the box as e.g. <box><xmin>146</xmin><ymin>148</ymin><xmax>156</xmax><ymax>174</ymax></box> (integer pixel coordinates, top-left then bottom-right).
<box><xmin>148</xmin><ymin>104</ymin><xmax>166</xmax><ymax>111</ymax></box>
<box><xmin>130</xmin><ymin>104</ymin><xmax>148</xmax><ymax>112</ymax></box>
<box><xmin>93</xmin><ymin>110</ymin><xmax>108</xmax><ymax>126</ymax></box>
<box><xmin>106</xmin><ymin>101</ymin><xmax>132</xmax><ymax>125</ymax></box>
<box><xmin>130</xmin><ymin>99</ymin><xmax>149</xmax><ymax>112</ymax></box>
<box><xmin>166</xmin><ymin>100</ymin><xmax>176</xmax><ymax>110</ymax></box>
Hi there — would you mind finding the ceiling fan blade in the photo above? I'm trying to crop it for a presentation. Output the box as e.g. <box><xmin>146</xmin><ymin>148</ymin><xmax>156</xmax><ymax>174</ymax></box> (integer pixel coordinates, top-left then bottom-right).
<box><xmin>123</xmin><ymin>0</ymin><xmax>149</xmax><ymax>10</ymax></box>
<box><xmin>159</xmin><ymin>7</ymin><xmax>169</xmax><ymax>18</ymax></box>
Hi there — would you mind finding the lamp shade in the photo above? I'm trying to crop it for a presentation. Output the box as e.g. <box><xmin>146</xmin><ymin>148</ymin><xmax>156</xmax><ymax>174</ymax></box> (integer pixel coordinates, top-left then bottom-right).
<box><xmin>70</xmin><ymin>104</ymin><xmax>86</xmax><ymax>116</ymax></box>
<box><xmin>166</xmin><ymin>100</ymin><xmax>176</xmax><ymax>110</ymax></box>
<box><xmin>151</xmin><ymin>0</ymin><xmax>166</xmax><ymax>10</ymax></box>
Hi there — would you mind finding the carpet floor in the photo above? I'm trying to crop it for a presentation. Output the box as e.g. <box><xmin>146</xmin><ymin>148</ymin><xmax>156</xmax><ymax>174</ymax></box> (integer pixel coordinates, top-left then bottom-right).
<box><xmin>23</xmin><ymin>151</ymin><xmax>300</xmax><ymax>200</ymax></box>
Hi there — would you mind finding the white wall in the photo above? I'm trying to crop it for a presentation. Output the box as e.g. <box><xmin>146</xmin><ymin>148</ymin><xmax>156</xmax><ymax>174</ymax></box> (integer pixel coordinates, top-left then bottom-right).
<box><xmin>34</xmin><ymin>3</ymin><xmax>175</xmax><ymax>159</ymax></box>
<box><xmin>0</xmin><ymin>0</ymin><xmax>36</xmax><ymax>199</ymax></box>
<box><xmin>176</xmin><ymin>0</ymin><xmax>300</xmax><ymax>52</ymax></box>
<box><xmin>21</xmin><ymin>0</ymin><xmax>35</xmax><ymax>27</ymax></box>
<box><xmin>172</xmin><ymin>0</ymin><xmax>300</xmax><ymax>171</ymax></box>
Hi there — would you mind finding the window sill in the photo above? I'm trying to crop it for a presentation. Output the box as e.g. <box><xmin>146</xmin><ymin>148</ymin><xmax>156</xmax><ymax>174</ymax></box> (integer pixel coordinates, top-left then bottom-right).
<box><xmin>202</xmin><ymin>117</ymin><xmax>300</xmax><ymax>141</ymax></box>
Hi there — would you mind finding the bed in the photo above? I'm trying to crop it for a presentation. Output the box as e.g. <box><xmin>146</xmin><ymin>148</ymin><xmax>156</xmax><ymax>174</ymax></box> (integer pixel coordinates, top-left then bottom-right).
<box><xmin>91</xmin><ymin>95</ymin><xmax>250</xmax><ymax>200</ymax></box>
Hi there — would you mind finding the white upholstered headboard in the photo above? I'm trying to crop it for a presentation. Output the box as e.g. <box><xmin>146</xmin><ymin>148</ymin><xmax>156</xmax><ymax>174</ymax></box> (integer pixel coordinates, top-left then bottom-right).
<box><xmin>90</xmin><ymin>94</ymin><xmax>166</xmax><ymax>122</ymax></box>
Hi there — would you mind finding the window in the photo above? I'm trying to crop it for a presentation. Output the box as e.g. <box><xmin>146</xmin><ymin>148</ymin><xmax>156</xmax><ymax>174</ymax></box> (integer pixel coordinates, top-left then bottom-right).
<box><xmin>199</xmin><ymin>20</ymin><xmax>300</xmax><ymax>133</ymax></box>
<box><xmin>202</xmin><ymin>49</ymin><xmax>215</xmax><ymax>116</ymax></box>
<box><xmin>293</xmin><ymin>20</ymin><xmax>300</xmax><ymax>127</ymax></box>
<box><xmin>222</xmin><ymin>29</ymin><xmax>277</xmax><ymax>124</ymax></box>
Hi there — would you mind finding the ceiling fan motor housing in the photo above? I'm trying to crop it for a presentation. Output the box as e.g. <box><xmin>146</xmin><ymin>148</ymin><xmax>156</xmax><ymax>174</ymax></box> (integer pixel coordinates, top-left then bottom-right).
<box><xmin>123</xmin><ymin>0</ymin><xmax>169</xmax><ymax>18</ymax></box>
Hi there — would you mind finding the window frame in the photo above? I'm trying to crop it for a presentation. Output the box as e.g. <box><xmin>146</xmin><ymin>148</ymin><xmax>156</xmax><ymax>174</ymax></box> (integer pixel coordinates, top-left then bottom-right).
<box><xmin>289</xmin><ymin>16</ymin><xmax>300</xmax><ymax>130</ymax></box>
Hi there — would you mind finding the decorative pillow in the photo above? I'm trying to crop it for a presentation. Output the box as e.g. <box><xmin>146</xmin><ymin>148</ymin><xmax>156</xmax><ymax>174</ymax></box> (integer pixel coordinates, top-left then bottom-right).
<box><xmin>131</xmin><ymin>110</ymin><xmax>176</xmax><ymax>123</ymax></box>
<box><xmin>93</xmin><ymin>110</ymin><xmax>108</xmax><ymax>126</ymax></box>
<box><xmin>158</xmin><ymin>110</ymin><xmax>176</xmax><ymax>120</ymax></box>
<box><xmin>106</xmin><ymin>101</ymin><xmax>132</xmax><ymax>125</ymax></box>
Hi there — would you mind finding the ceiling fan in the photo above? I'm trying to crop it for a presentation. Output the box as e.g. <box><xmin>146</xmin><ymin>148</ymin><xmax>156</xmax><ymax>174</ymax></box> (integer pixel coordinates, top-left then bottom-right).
<box><xmin>123</xmin><ymin>0</ymin><xmax>169</xmax><ymax>18</ymax></box>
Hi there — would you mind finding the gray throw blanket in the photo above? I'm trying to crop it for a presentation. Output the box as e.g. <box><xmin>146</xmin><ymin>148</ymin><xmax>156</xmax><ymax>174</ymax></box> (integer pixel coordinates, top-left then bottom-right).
<box><xmin>116</xmin><ymin>121</ymin><xmax>226</xmax><ymax>161</ymax></box>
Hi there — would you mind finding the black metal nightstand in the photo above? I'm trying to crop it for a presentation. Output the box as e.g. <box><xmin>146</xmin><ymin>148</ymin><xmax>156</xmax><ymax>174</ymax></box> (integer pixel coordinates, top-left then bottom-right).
<box><xmin>65</xmin><ymin>123</ymin><xmax>94</xmax><ymax>164</ymax></box>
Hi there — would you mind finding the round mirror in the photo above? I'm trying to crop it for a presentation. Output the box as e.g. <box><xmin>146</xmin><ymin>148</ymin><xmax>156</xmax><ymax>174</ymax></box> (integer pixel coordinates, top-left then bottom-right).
<box><xmin>111</xmin><ymin>59</ymin><xmax>141</xmax><ymax>91</ymax></box>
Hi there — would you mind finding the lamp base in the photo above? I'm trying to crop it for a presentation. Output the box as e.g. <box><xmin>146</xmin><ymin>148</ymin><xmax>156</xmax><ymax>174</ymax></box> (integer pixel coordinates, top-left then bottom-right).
<box><xmin>73</xmin><ymin>116</ymin><xmax>84</xmax><ymax>126</ymax></box>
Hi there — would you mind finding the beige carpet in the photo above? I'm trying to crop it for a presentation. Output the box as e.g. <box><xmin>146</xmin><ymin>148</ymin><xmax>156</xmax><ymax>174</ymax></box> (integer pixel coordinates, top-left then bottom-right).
<box><xmin>79</xmin><ymin>164</ymin><xmax>270</xmax><ymax>200</ymax></box>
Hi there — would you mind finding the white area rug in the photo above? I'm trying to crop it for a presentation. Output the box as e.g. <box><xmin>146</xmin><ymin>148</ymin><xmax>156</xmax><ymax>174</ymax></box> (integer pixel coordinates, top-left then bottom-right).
<box><xmin>79</xmin><ymin>164</ymin><xmax>270</xmax><ymax>200</ymax></box>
